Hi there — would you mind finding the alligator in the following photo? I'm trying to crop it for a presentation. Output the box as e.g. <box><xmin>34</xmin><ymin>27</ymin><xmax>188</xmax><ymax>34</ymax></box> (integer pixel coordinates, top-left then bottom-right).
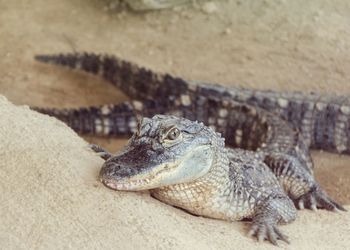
<box><xmin>33</xmin><ymin>52</ymin><xmax>347</xmax><ymax>245</ymax></box>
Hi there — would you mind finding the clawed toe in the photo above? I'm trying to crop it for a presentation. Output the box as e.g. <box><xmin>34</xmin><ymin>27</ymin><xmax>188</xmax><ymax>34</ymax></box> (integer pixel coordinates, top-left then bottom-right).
<box><xmin>296</xmin><ymin>185</ymin><xmax>346</xmax><ymax>212</ymax></box>
<box><xmin>249</xmin><ymin>223</ymin><xmax>289</xmax><ymax>245</ymax></box>
<box><xmin>298</xmin><ymin>200</ymin><xmax>305</xmax><ymax>210</ymax></box>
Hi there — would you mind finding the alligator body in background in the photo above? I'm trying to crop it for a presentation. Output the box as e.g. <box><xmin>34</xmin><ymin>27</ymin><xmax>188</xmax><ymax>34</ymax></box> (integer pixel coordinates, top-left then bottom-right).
<box><xmin>33</xmin><ymin>53</ymin><xmax>347</xmax><ymax>245</ymax></box>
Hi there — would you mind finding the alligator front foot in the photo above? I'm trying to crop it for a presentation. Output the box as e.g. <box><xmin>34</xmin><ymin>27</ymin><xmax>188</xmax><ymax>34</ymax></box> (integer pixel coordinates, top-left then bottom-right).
<box><xmin>296</xmin><ymin>184</ymin><xmax>346</xmax><ymax>212</ymax></box>
<box><xmin>249</xmin><ymin>194</ymin><xmax>296</xmax><ymax>245</ymax></box>
<box><xmin>248</xmin><ymin>217</ymin><xmax>289</xmax><ymax>245</ymax></box>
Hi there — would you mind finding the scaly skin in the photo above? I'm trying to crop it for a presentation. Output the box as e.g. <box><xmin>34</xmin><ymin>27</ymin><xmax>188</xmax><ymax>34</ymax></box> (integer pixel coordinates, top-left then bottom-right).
<box><xmin>35</xmin><ymin>52</ymin><xmax>350</xmax><ymax>154</ymax></box>
<box><xmin>98</xmin><ymin>115</ymin><xmax>297</xmax><ymax>245</ymax></box>
<box><xmin>32</xmin><ymin>52</ymin><xmax>346</xmax><ymax>244</ymax></box>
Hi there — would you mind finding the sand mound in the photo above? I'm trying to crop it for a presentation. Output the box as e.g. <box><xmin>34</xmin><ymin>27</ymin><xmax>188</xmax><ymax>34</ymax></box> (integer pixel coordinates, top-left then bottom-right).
<box><xmin>0</xmin><ymin>96</ymin><xmax>348</xmax><ymax>249</ymax></box>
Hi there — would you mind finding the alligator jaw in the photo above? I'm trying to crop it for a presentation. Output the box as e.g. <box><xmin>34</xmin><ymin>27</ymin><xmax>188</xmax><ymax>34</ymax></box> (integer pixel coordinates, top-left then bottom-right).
<box><xmin>101</xmin><ymin>177</ymin><xmax>152</xmax><ymax>191</ymax></box>
<box><xmin>99</xmin><ymin>144</ymin><xmax>214</xmax><ymax>191</ymax></box>
<box><xmin>99</xmin><ymin>161</ymin><xmax>179</xmax><ymax>191</ymax></box>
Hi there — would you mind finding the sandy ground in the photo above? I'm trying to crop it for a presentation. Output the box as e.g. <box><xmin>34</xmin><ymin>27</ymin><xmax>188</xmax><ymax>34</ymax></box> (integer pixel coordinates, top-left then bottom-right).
<box><xmin>0</xmin><ymin>0</ymin><xmax>350</xmax><ymax>249</ymax></box>
<box><xmin>1</xmin><ymin>96</ymin><xmax>350</xmax><ymax>250</ymax></box>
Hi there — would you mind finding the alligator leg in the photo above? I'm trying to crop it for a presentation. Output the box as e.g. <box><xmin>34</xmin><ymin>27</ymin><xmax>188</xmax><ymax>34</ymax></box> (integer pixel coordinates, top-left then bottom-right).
<box><xmin>264</xmin><ymin>153</ymin><xmax>346</xmax><ymax>211</ymax></box>
<box><xmin>248</xmin><ymin>193</ymin><xmax>296</xmax><ymax>245</ymax></box>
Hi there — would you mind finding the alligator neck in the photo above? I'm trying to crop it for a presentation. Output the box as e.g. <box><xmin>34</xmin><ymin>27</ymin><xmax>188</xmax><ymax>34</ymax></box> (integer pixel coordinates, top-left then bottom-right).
<box><xmin>150</xmin><ymin>139</ymin><xmax>233</xmax><ymax>219</ymax></box>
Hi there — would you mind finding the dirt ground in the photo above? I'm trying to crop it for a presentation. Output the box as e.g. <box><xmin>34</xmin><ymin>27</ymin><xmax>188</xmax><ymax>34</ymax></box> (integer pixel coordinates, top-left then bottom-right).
<box><xmin>1</xmin><ymin>0</ymin><xmax>350</xmax><ymax>248</ymax></box>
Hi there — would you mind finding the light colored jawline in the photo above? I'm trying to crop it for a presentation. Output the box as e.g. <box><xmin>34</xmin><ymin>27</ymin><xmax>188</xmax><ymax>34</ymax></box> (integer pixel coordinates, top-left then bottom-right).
<box><xmin>101</xmin><ymin>144</ymin><xmax>212</xmax><ymax>190</ymax></box>
<box><xmin>103</xmin><ymin>178</ymin><xmax>151</xmax><ymax>190</ymax></box>
<box><xmin>102</xmin><ymin>162</ymin><xmax>179</xmax><ymax>190</ymax></box>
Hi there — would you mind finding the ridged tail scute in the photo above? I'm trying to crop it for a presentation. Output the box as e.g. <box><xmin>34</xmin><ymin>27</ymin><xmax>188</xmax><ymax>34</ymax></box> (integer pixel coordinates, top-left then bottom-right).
<box><xmin>35</xmin><ymin>52</ymin><xmax>350</xmax><ymax>154</ymax></box>
<box><xmin>229</xmin><ymin>88</ymin><xmax>350</xmax><ymax>154</ymax></box>
<box><xmin>35</xmin><ymin>53</ymin><xmax>103</xmax><ymax>74</ymax></box>
<box><xmin>32</xmin><ymin>99</ymin><xmax>181</xmax><ymax>136</ymax></box>
<box><xmin>32</xmin><ymin>103</ymin><xmax>138</xmax><ymax>137</ymax></box>
<box><xmin>35</xmin><ymin>52</ymin><xmax>191</xmax><ymax>103</ymax></box>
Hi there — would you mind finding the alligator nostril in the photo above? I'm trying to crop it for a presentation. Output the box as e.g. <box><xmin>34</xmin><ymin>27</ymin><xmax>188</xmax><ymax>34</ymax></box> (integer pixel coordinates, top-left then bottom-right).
<box><xmin>113</xmin><ymin>164</ymin><xmax>122</xmax><ymax>171</ymax></box>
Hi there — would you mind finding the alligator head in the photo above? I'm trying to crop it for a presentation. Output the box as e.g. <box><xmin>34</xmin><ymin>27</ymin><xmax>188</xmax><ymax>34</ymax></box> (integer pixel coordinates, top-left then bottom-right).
<box><xmin>99</xmin><ymin>115</ymin><xmax>224</xmax><ymax>191</ymax></box>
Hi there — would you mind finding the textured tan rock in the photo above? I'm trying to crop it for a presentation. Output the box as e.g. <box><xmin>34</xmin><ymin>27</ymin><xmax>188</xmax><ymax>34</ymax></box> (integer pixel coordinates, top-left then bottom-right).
<box><xmin>113</xmin><ymin>0</ymin><xmax>190</xmax><ymax>10</ymax></box>
<box><xmin>0</xmin><ymin>96</ymin><xmax>349</xmax><ymax>249</ymax></box>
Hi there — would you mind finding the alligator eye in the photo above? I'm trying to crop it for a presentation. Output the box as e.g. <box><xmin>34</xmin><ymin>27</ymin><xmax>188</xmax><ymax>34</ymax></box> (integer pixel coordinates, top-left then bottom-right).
<box><xmin>166</xmin><ymin>127</ymin><xmax>181</xmax><ymax>140</ymax></box>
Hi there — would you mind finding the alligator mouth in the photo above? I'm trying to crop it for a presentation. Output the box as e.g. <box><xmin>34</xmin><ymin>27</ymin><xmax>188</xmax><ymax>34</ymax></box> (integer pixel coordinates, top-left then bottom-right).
<box><xmin>101</xmin><ymin>177</ymin><xmax>152</xmax><ymax>191</ymax></box>
<box><xmin>99</xmin><ymin>161</ymin><xmax>179</xmax><ymax>191</ymax></box>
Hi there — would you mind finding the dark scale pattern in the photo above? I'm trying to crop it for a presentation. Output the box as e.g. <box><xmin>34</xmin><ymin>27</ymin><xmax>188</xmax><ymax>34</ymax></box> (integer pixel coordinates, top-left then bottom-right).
<box><xmin>261</xmin><ymin>96</ymin><xmax>277</xmax><ymax>112</ymax></box>
<box><xmin>323</xmin><ymin>104</ymin><xmax>338</xmax><ymax>151</ymax></box>
<box><xmin>31</xmin><ymin>53</ymin><xmax>340</xmax><ymax>171</ymax></box>
<box><xmin>102</xmin><ymin>55</ymin><xmax>121</xmax><ymax>86</ymax></box>
<box><xmin>286</xmin><ymin>100</ymin><xmax>304</xmax><ymax>129</ymax></box>
<box><xmin>347</xmin><ymin>116</ymin><xmax>350</xmax><ymax>154</ymax></box>
<box><xmin>297</xmin><ymin>101</ymin><xmax>315</xmax><ymax>147</ymax></box>
<box><xmin>80</xmin><ymin>53</ymin><xmax>101</xmax><ymax>74</ymax></box>
<box><xmin>195</xmin><ymin>85</ymin><xmax>270</xmax><ymax>151</ymax></box>
<box><xmin>33</xmin><ymin>52</ymin><xmax>347</xmax><ymax>244</ymax></box>
<box><xmin>35</xmin><ymin>52</ymin><xmax>350</xmax><ymax>154</ymax></box>
<box><xmin>194</xmin><ymin>96</ymin><xmax>209</xmax><ymax>124</ymax></box>
<box><xmin>33</xmin><ymin>52</ymin><xmax>350</xmax><ymax>156</ymax></box>
<box><xmin>33</xmin><ymin>102</ymin><xmax>139</xmax><ymax>136</ymax></box>
<box><xmin>313</xmin><ymin>104</ymin><xmax>328</xmax><ymax>150</ymax></box>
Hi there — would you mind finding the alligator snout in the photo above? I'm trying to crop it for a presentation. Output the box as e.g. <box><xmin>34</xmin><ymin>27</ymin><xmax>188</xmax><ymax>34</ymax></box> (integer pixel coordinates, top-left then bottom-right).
<box><xmin>99</xmin><ymin>160</ymin><xmax>140</xmax><ymax>181</ymax></box>
<box><xmin>99</xmin><ymin>162</ymin><xmax>120</xmax><ymax>179</ymax></box>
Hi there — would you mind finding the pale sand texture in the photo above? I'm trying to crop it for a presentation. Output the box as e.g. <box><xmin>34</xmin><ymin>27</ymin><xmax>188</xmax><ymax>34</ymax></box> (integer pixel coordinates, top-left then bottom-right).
<box><xmin>0</xmin><ymin>0</ymin><xmax>350</xmax><ymax>249</ymax></box>
<box><xmin>0</xmin><ymin>96</ymin><xmax>349</xmax><ymax>249</ymax></box>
